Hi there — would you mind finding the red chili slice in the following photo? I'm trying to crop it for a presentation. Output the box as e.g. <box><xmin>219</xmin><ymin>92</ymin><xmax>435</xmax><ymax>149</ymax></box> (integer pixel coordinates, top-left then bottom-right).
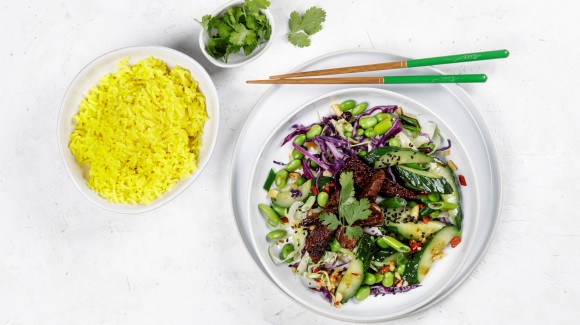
<box><xmin>458</xmin><ymin>175</ymin><xmax>467</xmax><ymax>186</ymax></box>
<box><xmin>380</xmin><ymin>266</ymin><xmax>391</xmax><ymax>274</ymax></box>
<box><xmin>281</xmin><ymin>217</ymin><xmax>289</xmax><ymax>223</ymax></box>
<box><xmin>450</xmin><ymin>236</ymin><xmax>461</xmax><ymax>248</ymax></box>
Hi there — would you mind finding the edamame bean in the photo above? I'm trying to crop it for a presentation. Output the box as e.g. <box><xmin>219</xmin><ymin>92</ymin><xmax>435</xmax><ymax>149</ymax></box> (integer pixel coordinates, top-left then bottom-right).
<box><xmin>258</xmin><ymin>204</ymin><xmax>281</xmax><ymax>227</ymax></box>
<box><xmin>364</xmin><ymin>128</ymin><xmax>376</xmax><ymax>138</ymax></box>
<box><xmin>266</xmin><ymin>229</ymin><xmax>287</xmax><ymax>240</ymax></box>
<box><xmin>356</xmin><ymin>129</ymin><xmax>365</xmax><ymax>137</ymax></box>
<box><xmin>344</xmin><ymin>131</ymin><xmax>352</xmax><ymax>138</ymax></box>
<box><xmin>357</xmin><ymin>150</ymin><xmax>368</xmax><ymax>157</ymax></box>
<box><xmin>275</xmin><ymin>169</ymin><xmax>288</xmax><ymax>188</ymax></box>
<box><xmin>382</xmin><ymin>272</ymin><xmax>395</xmax><ymax>287</ymax></box>
<box><xmin>363</xmin><ymin>273</ymin><xmax>376</xmax><ymax>285</ymax></box>
<box><xmin>428</xmin><ymin>193</ymin><xmax>441</xmax><ymax>202</ymax></box>
<box><xmin>293</xmin><ymin>134</ymin><xmax>307</xmax><ymax>146</ymax></box>
<box><xmin>375</xmin><ymin>113</ymin><xmax>390</xmax><ymax>121</ymax></box>
<box><xmin>329</xmin><ymin>238</ymin><xmax>342</xmax><ymax>252</ymax></box>
<box><xmin>295</xmin><ymin>177</ymin><xmax>306</xmax><ymax>186</ymax></box>
<box><xmin>280</xmin><ymin>243</ymin><xmax>294</xmax><ymax>262</ymax></box>
<box><xmin>396</xmin><ymin>264</ymin><xmax>406</xmax><ymax>275</ymax></box>
<box><xmin>285</xmin><ymin>159</ymin><xmax>302</xmax><ymax>172</ymax></box>
<box><xmin>388</xmin><ymin>138</ymin><xmax>401</xmax><ymax>147</ymax></box>
<box><xmin>272</xmin><ymin>205</ymin><xmax>287</xmax><ymax>217</ymax></box>
<box><xmin>310</xmin><ymin>160</ymin><xmax>318</xmax><ymax>168</ymax></box>
<box><xmin>420</xmin><ymin>194</ymin><xmax>430</xmax><ymax>203</ymax></box>
<box><xmin>317</xmin><ymin>192</ymin><xmax>329</xmax><ymax>207</ymax></box>
<box><xmin>359</xmin><ymin>116</ymin><xmax>378</xmax><ymax>129</ymax></box>
<box><xmin>292</xmin><ymin>148</ymin><xmax>304</xmax><ymax>160</ymax></box>
<box><xmin>306</xmin><ymin>125</ymin><xmax>322</xmax><ymax>139</ymax></box>
<box><xmin>340</xmin><ymin>99</ymin><xmax>356</xmax><ymax>111</ymax></box>
<box><xmin>352</xmin><ymin>103</ymin><xmax>368</xmax><ymax>116</ymax></box>
<box><xmin>374</xmin><ymin>273</ymin><xmax>384</xmax><ymax>283</ymax></box>
<box><xmin>355</xmin><ymin>285</ymin><xmax>370</xmax><ymax>301</ymax></box>
<box><xmin>374</xmin><ymin>119</ymin><xmax>392</xmax><ymax>135</ymax></box>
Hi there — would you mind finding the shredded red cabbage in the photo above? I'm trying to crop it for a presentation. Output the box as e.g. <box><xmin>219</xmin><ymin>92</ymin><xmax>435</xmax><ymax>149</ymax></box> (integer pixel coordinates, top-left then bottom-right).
<box><xmin>418</xmin><ymin>131</ymin><xmax>433</xmax><ymax>144</ymax></box>
<box><xmin>301</xmin><ymin>159</ymin><xmax>314</xmax><ymax>179</ymax></box>
<box><xmin>310</xmin><ymin>287</ymin><xmax>334</xmax><ymax>304</ymax></box>
<box><xmin>282</xmin><ymin>113</ymin><xmax>353</xmax><ymax>146</ymax></box>
<box><xmin>352</xmin><ymin>105</ymin><xmax>398</xmax><ymax>133</ymax></box>
<box><xmin>369</xmin><ymin>284</ymin><xmax>421</xmax><ymax>296</ymax></box>
<box><xmin>290</xmin><ymin>189</ymin><xmax>302</xmax><ymax>198</ymax></box>
<box><xmin>292</xmin><ymin>142</ymin><xmax>332</xmax><ymax>171</ymax></box>
<box><xmin>436</xmin><ymin>139</ymin><xmax>452</xmax><ymax>152</ymax></box>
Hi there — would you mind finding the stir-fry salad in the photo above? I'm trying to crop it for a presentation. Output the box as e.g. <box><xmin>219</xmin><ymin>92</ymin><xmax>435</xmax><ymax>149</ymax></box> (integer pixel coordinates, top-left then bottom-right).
<box><xmin>258</xmin><ymin>100</ymin><xmax>465</xmax><ymax>307</ymax></box>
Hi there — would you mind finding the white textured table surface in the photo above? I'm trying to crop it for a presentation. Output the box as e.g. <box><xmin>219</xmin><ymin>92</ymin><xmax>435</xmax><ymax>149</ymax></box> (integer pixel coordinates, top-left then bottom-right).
<box><xmin>1</xmin><ymin>0</ymin><xmax>579</xmax><ymax>324</ymax></box>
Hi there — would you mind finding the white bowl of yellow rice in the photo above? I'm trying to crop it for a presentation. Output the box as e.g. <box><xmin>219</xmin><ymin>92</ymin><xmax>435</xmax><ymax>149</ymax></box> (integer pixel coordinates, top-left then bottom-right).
<box><xmin>57</xmin><ymin>46</ymin><xmax>219</xmax><ymax>213</ymax></box>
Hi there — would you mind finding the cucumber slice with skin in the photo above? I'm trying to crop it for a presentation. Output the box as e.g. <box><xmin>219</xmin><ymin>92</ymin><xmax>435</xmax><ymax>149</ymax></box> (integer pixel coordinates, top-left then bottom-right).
<box><xmin>388</xmin><ymin>220</ymin><xmax>446</xmax><ymax>241</ymax></box>
<box><xmin>403</xmin><ymin>226</ymin><xmax>458</xmax><ymax>284</ymax></box>
<box><xmin>272</xmin><ymin>180</ymin><xmax>311</xmax><ymax>208</ymax></box>
<box><xmin>428</xmin><ymin>162</ymin><xmax>463</xmax><ymax>229</ymax></box>
<box><xmin>373</xmin><ymin>148</ymin><xmax>435</xmax><ymax>168</ymax></box>
<box><xmin>336</xmin><ymin>258</ymin><xmax>365</xmax><ymax>303</ymax></box>
<box><xmin>394</xmin><ymin>165</ymin><xmax>453</xmax><ymax>194</ymax></box>
<box><xmin>382</xmin><ymin>207</ymin><xmax>412</xmax><ymax>223</ymax></box>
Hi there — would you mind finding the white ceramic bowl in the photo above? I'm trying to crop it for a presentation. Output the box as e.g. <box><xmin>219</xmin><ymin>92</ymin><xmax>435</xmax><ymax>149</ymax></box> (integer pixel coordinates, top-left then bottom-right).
<box><xmin>57</xmin><ymin>46</ymin><xmax>219</xmax><ymax>214</ymax></box>
<box><xmin>198</xmin><ymin>0</ymin><xmax>275</xmax><ymax>68</ymax></box>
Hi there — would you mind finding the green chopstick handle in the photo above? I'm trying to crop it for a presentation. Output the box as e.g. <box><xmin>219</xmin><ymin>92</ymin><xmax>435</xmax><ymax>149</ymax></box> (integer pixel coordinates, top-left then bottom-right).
<box><xmin>382</xmin><ymin>74</ymin><xmax>487</xmax><ymax>84</ymax></box>
<box><xmin>406</xmin><ymin>50</ymin><xmax>509</xmax><ymax>68</ymax></box>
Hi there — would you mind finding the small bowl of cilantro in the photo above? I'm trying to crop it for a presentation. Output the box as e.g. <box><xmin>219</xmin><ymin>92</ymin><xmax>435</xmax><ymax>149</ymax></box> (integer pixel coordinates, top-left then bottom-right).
<box><xmin>197</xmin><ymin>0</ymin><xmax>274</xmax><ymax>68</ymax></box>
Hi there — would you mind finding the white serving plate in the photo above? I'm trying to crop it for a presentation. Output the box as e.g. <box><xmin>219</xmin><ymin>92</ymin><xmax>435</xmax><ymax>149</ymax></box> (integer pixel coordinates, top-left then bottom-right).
<box><xmin>57</xmin><ymin>46</ymin><xmax>219</xmax><ymax>214</ymax></box>
<box><xmin>230</xmin><ymin>50</ymin><xmax>502</xmax><ymax>321</ymax></box>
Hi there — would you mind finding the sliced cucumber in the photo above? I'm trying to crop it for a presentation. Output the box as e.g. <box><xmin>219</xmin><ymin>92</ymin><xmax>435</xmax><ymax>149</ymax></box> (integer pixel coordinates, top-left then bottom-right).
<box><xmin>355</xmin><ymin>235</ymin><xmax>375</xmax><ymax>271</ymax></box>
<box><xmin>272</xmin><ymin>180</ymin><xmax>311</xmax><ymax>208</ymax></box>
<box><xmin>388</xmin><ymin>220</ymin><xmax>446</xmax><ymax>241</ymax></box>
<box><xmin>428</xmin><ymin>162</ymin><xmax>463</xmax><ymax>229</ymax></box>
<box><xmin>403</xmin><ymin>226</ymin><xmax>458</xmax><ymax>284</ymax></box>
<box><xmin>382</xmin><ymin>207</ymin><xmax>411</xmax><ymax>223</ymax></box>
<box><xmin>336</xmin><ymin>258</ymin><xmax>364</xmax><ymax>303</ymax></box>
<box><xmin>373</xmin><ymin>148</ymin><xmax>434</xmax><ymax>168</ymax></box>
<box><xmin>394</xmin><ymin>165</ymin><xmax>453</xmax><ymax>194</ymax></box>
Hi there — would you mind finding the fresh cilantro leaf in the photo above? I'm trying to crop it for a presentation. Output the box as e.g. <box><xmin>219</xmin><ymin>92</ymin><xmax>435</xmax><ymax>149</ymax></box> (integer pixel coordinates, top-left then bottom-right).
<box><xmin>300</xmin><ymin>7</ymin><xmax>326</xmax><ymax>35</ymax></box>
<box><xmin>286</xmin><ymin>6</ymin><xmax>326</xmax><ymax>47</ymax></box>
<box><xmin>224</xmin><ymin>44</ymin><xmax>242</xmax><ymax>63</ymax></box>
<box><xmin>345</xmin><ymin>226</ymin><xmax>364</xmax><ymax>240</ymax></box>
<box><xmin>243</xmin><ymin>43</ymin><xmax>258</xmax><ymax>56</ymax></box>
<box><xmin>342</xmin><ymin>198</ymin><xmax>372</xmax><ymax>225</ymax></box>
<box><xmin>195</xmin><ymin>14</ymin><xmax>212</xmax><ymax>31</ymax></box>
<box><xmin>244</xmin><ymin>0</ymin><xmax>270</xmax><ymax>15</ymax></box>
<box><xmin>339</xmin><ymin>171</ymin><xmax>355</xmax><ymax>204</ymax></box>
<box><xmin>287</xmin><ymin>32</ymin><xmax>311</xmax><ymax>48</ymax></box>
<box><xmin>216</xmin><ymin>22</ymin><xmax>233</xmax><ymax>39</ymax></box>
<box><xmin>245</xmin><ymin>30</ymin><xmax>258</xmax><ymax>45</ymax></box>
<box><xmin>263</xmin><ymin>20</ymin><xmax>272</xmax><ymax>40</ymax></box>
<box><xmin>245</xmin><ymin>15</ymin><xmax>258</xmax><ymax>30</ymax></box>
<box><xmin>229</xmin><ymin>23</ymin><xmax>250</xmax><ymax>45</ymax></box>
<box><xmin>319</xmin><ymin>212</ymin><xmax>341</xmax><ymax>231</ymax></box>
<box><xmin>288</xmin><ymin>11</ymin><xmax>302</xmax><ymax>33</ymax></box>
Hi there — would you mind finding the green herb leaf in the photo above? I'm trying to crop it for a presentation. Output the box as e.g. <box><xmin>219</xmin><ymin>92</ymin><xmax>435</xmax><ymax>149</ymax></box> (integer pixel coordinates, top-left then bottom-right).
<box><xmin>320</xmin><ymin>212</ymin><xmax>341</xmax><ymax>230</ymax></box>
<box><xmin>244</xmin><ymin>0</ymin><xmax>270</xmax><ymax>15</ymax></box>
<box><xmin>288</xmin><ymin>11</ymin><xmax>302</xmax><ymax>33</ymax></box>
<box><xmin>287</xmin><ymin>32</ymin><xmax>310</xmax><ymax>48</ymax></box>
<box><xmin>341</xmin><ymin>198</ymin><xmax>372</xmax><ymax>225</ymax></box>
<box><xmin>229</xmin><ymin>23</ymin><xmax>251</xmax><ymax>45</ymax></box>
<box><xmin>286</xmin><ymin>6</ymin><xmax>326</xmax><ymax>47</ymax></box>
<box><xmin>195</xmin><ymin>14</ymin><xmax>212</xmax><ymax>31</ymax></box>
<box><xmin>339</xmin><ymin>171</ymin><xmax>355</xmax><ymax>204</ymax></box>
<box><xmin>345</xmin><ymin>226</ymin><xmax>364</xmax><ymax>240</ymax></box>
<box><xmin>300</xmin><ymin>6</ymin><xmax>326</xmax><ymax>35</ymax></box>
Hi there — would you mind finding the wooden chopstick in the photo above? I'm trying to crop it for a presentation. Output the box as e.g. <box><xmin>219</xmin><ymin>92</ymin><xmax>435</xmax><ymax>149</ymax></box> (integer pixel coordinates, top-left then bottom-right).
<box><xmin>247</xmin><ymin>74</ymin><xmax>488</xmax><ymax>85</ymax></box>
<box><xmin>269</xmin><ymin>49</ymin><xmax>509</xmax><ymax>79</ymax></box>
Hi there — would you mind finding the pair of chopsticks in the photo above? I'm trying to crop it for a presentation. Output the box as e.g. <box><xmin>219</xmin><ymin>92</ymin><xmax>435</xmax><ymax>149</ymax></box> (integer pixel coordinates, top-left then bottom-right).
<box><xmin>246</xmin><ymin>49</ymin><xmax>509</xmax><ymax>85</ymax></box>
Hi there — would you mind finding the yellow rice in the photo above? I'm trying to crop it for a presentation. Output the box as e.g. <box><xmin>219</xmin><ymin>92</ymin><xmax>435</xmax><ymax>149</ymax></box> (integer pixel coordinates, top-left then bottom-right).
<box><xmin>69</xmin><ymin>56</ymin><xmax>208</xmax><ymax>204</ymax></box>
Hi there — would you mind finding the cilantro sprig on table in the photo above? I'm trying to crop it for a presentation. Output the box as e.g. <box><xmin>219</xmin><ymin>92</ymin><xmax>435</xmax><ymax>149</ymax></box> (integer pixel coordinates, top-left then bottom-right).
<box><xmin>287</xmin><ymin>7</ymin><xmax>326</xmax><ymax>48</ymax></box>
<box><xmin>319</xmin><ymin>172</ymin><xmax>372</xmax><ymax>240</ymax></box>
<box><xmin>196</xmin><ymin>0</ymin><xmax>272</xmax><ymax>62</ymax></box>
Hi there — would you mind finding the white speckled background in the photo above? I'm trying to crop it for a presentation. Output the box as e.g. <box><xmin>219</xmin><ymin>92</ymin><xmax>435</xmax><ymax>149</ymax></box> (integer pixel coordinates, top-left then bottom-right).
<box><xmin>0</xmin><ymin>0</ymin><xmax>578</xmax><ymax>323</ymax></box>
